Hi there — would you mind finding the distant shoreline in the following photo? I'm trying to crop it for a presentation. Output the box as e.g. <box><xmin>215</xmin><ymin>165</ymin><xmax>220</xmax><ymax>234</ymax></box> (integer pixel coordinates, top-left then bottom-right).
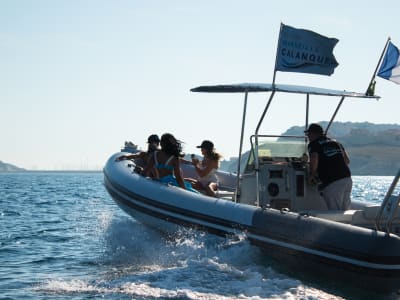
<box><xmin>0</xmin><ymin>170</ymin><xmax>395</xmax><ymax>177</ymax></box>
<box><xmin>3</xmin><ymin>121</ymin><xmax>399</xmax><ymax>175</ymax></box>
<box><xmin>0</xmin><ymin>170</ymin><xmax>102</xmax><ymax>173</ymax></box>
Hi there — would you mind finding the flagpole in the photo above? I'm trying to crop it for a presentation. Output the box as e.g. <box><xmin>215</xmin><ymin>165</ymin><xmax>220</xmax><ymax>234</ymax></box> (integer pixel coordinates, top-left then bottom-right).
<box><xmin>365</xmin><ymin>37</ymin><xmax>391</xmax><ymax>95</ymax></box>
<box><xmin>272</xmin><ymin>23</ymin><xmax>284</xmax><ymax>88</ymax></box>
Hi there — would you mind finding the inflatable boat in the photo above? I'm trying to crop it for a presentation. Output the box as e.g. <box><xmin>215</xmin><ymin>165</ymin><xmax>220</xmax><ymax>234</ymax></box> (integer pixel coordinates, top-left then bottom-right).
<box><xmin>104</xmin><ymin>83</ymin><xmax>400</xmax><ymax>292</ymax></box>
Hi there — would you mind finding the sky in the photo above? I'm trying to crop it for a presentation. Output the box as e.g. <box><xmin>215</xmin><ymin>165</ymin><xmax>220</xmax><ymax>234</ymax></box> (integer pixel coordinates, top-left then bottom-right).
<box><xmin>1</xmin><ymin>1</ymin><xmax>400</xmax><ymax>170</ymax></box>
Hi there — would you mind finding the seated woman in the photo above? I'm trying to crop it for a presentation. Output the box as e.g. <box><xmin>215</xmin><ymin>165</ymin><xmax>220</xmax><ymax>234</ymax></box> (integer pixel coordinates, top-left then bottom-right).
<box><xmin>145</xmin><ymin>133</ymin><xmax>197</xmax><ymax>192</ymax></box>
<box><xmin>186</xmin><ymin>140</ymin><xmax>222</xmax><ymax>197</ymax></box>
<box><xmin>116</xmin><ymin>134</ymin><xmax>160</xmax><ymax>175</ymax></box>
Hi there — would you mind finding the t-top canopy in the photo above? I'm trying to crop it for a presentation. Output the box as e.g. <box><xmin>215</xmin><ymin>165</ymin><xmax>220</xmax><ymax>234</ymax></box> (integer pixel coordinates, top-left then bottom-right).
<box><xmin>191</xmin><ymin>83</ymin><xmax>379</xmax><ymax>99</ymax></box>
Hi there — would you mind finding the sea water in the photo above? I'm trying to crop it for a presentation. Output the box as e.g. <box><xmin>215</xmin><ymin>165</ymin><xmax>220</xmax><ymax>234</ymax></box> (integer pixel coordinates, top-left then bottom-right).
<box><xmin>0</xmin><ymin>172</ymin><xmax>398</xmax><ymax>300</ymax></box>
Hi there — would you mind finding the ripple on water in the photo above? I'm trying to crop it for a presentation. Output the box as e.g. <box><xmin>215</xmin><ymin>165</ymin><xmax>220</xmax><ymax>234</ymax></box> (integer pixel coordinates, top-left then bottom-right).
<box><xmin>0</xmin><ymin>173</ymin><xmax>397</xmax><ymax>300</ymax></box>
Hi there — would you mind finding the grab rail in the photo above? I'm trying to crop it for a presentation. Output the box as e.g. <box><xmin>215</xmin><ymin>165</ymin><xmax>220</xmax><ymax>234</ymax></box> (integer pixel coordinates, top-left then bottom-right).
<box><xmin>375</xmin><ymin>169</ymin><xmax>400</xmax><ymax>233</ymax></box>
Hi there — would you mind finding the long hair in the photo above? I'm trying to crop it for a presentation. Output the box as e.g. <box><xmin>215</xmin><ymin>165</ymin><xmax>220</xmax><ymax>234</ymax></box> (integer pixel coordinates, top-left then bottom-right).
<box><xmin>204</xmin><ymin>148</ymin><xmax>223</xmax><ymax>164</ymax></box>
<box><xmin>160</xmin><ymin>133</ymin><xmax>184</xmax><ymax>157</ymax></box>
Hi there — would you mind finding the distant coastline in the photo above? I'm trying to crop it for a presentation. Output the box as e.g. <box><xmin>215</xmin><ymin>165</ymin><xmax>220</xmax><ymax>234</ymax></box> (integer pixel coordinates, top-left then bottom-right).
<box><xmin>2</xmin><ymin>122</ymin><xmax>399</xmax><ymax>175</ymax></box>
<box><xmin>0</xmin><ymin>161</ymin><xmax>26</xmax><ymax>172</ymax></box>
<box><xmin>0</xmin><ymin>161</ymin><xmax>101</xmax><ymax>173</ymax></box>
<box><xmin>0</xmin><ymin>170</ymin><xmax>102</xmax><ymax>173</ymax></box>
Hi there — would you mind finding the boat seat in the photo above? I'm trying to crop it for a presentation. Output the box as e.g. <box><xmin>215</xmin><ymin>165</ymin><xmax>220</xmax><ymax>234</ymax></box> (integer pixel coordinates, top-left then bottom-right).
<box><xmin>362</xmin><ymin>205</ymin><xmax>380</xmax><ymax>219</ymax></box>
<box><xmin>354</xmin><ymin>202</ymin><xmax>400</xmax><ymax>221</ymax></box>
<box><xmin>307</xmin><ymin>210</ymin><xmax>357</xmax><ymax>223</ymax></box>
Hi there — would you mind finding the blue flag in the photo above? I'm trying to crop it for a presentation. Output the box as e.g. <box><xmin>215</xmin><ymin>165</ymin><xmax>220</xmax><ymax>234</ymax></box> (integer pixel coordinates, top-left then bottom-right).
<box><xmin>275</xmin><ymin>24</ymin><xmax>339</xmax><ymax>76</ymax></box>
<box><xmin>377</xmin><ymin>41</ymin><xmax>400</xmax><ymax>85</ymax></box>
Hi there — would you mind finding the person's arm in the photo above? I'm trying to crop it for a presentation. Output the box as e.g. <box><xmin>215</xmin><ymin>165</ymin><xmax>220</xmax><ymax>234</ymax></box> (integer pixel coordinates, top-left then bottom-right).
<box><xmin>194</xmin><ymin>159</ymin><xmax>218</xmax><ymax>178</ymax></box>
<box><xmin>144</xmin><ymin>154</ymin><xmax>157</xmax><ymax>178</ymax></box>
<box><xmin>308</xmin><ymin>152</ymin><xmax>319</xmax><ymax>184</ymax></box>
<box><xmin>343</xmin><ymin>150</ymin><xmax>350</xmax><ymax>165</ymax></box>
<box><xmin>173</xmin><ymin>158</ymin><xmax>186</xmax><ymax>189</ymax></box>
<box><xmin>116</xmin><ymin>151</ymin><xmax>144</xmax><ymax>161</ymax></box>
<box><xmin>339</xmin><ymin>144</ymin><xmax>350</xmax><ymax>165</ymax></box>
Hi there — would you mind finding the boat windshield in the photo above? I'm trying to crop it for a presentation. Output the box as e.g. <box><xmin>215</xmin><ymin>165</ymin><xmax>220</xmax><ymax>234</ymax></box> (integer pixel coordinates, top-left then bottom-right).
<box><xmin>245</xmin><ymin>135</ymin><xmax>307</xmax><ymax>172</ymax></box>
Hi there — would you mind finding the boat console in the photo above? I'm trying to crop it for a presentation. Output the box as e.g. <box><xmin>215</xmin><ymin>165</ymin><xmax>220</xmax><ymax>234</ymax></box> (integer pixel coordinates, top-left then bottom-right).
<box><xmin>238</xmin><ymin>135</ymin><xmax>327</xmax><ymax>211</ymax></box>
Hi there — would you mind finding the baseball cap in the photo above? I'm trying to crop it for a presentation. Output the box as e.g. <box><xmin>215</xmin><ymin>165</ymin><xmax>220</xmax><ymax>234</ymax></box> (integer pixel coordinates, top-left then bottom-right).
<box><xmin>147</xmin><ymin>134</ymin><xmax>160</xmax><ymax>143</ymax></box>
<box><xmin>196</xmin><ymin>140</ymin><xmax>214</xmax><ymax>151</ymax></box>
<box><xmin>305</xmin><ymin>123</ymin><xmax>323</xmax><ymax>135</ymax></box>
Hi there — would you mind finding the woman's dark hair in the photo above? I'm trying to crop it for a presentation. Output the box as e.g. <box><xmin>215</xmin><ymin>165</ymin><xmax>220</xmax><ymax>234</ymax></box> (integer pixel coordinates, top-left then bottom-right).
<box><xmin>160</xmin><ymin>133</ymin><xmax>184</xmax><ymax>157</ymax></box>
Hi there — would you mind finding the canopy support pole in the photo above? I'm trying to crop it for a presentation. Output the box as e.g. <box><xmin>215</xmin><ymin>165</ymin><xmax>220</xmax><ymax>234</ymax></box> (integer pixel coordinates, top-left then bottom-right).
<box><xmin>325</xmin><ymin>96</ymin><xmax>345</xmax><ymax>134</ymax></box>
<box><xmin>365</xmin><ymin>37</ymin><xmax>391</xmax><ymax>96</ymax></box>
<box><xmin>235</xmin><ymin>91</ymin><xmax>248</xmax><ymax>202</ymax></box>
<box><xmin>255</xmin><ymin>91</ymin><xmax>276</xmax><ymax>207</ymax></box>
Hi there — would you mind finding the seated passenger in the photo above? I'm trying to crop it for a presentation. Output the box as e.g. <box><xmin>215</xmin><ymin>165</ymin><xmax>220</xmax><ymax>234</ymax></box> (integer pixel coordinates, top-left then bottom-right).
<box><xmin>145</xmin><ymin>133</ymin><xmax>197</xmax><ymax>192</ymax></box>
<box><xmin>116</xmin><ymin>134</ymin><xmax>160</xmax><ymax>175</ymax></box>
<box><xmin>186</xmin><ymin>140</ymin><xmax>222</xmax><ymax>197</ymax></box>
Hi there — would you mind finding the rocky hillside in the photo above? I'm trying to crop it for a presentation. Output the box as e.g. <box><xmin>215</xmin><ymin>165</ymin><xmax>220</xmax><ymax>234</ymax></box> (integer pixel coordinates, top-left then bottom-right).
<box><xmin>0</xmin><ymin>161</ymin><xmax>26</xmax><ymax>172</ymax></box>
<box><xmin>285</xmin><ymin>122</ymin><xmax>400</xmax><ymax>175</ymax></box>
<box><xmin>221</xmin><ymin>122</ymin><xmax>400</xmax><ymax>176</ymax></box>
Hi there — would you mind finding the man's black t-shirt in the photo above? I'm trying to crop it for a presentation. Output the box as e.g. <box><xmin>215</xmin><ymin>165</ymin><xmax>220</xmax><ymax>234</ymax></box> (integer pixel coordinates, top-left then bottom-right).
<box><xmin>308</xmin><ymin>136</ymin><xmax>351</xmax><ymax>186</ymax></box>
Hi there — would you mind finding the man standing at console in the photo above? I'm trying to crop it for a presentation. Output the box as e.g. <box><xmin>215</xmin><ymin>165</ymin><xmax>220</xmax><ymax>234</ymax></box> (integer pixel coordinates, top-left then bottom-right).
<box><xmin>306</xmin><ymin>123</ymin><xmax>352</xmax><ymax>210</ymax></box>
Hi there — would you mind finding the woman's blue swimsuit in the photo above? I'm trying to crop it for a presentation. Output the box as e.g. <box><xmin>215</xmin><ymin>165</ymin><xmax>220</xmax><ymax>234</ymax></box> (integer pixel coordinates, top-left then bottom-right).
<box><xmin>154</xmin><ymin>152</ymin><xmax>198</xmax><ymax>193</ymax></box>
